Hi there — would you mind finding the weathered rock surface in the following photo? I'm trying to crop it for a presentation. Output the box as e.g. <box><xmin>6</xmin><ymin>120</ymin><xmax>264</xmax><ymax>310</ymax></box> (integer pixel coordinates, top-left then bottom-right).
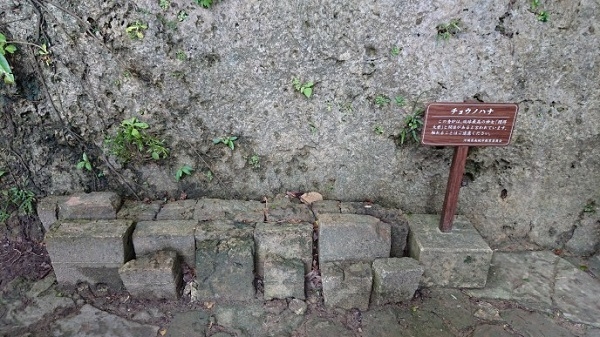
<box><xmin>2</xmin><ymin>0</ymin><xmax>598</xmax><ymax>254</ymax></box>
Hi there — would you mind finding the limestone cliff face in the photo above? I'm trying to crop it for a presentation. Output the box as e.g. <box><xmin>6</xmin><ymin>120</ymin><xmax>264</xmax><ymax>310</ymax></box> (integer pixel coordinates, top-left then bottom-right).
<box><xmin>0</xmin><ymin>0</ymin><xmax>598</xmax><ymax>251</ymax></box>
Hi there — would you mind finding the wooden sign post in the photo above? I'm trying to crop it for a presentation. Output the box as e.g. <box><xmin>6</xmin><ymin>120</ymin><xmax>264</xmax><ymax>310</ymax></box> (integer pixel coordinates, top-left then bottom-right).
<box><xmin>421</xmin><ymin>102</ymin><xmax>519</xmax><ymax>232</ymax></box>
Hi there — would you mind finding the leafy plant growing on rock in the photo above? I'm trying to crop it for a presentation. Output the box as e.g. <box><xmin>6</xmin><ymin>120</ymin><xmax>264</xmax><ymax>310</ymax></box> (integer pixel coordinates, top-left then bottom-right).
<box><xmin>0</xmin><ymin>34</ymin><xmax>17</xmax><ymax>84</ymax></box>
<box><xmin>175</xmin><ymin>165</ymin><xmax>193</xmax><ymax>181</ymax></box>
<box><xmin>76</xmin><ymin>153</ymin><xmax>93</xmax><ymax>171</ymax></box>
<box><xmin>195</xmin><ymin>0</ymin><xmax>214</xmax><ymax>8</ymax></box>
<box><xmin>394</xmin><ymin>96</ymin><xmax>406</xmax><ymax>107</ymax></box>
<box><xmin>390</xmin><ymin>46</ymin><xmax>401</xmax><ymax>56</ymax></box>
<box><xmin>375</xmin><ymin>95</ymin><xmax>391</xmax><ymax>108</ymax></box>
<box><xmin>105</xmin><ymin>117</ymin><xmax>169</xmax><ymax>162</ymax></box>
<box><xmin>1</xmin><ymin>33</ymin><xmax>52</xmax><ymax>84</ymax></box>
<box><xmin>530</xmin><ymin>0</ymin><xmax>549</xmax><ymax>22</ymax></box>
<box><xmin>248</xmin><ymin>155</ymin><xmax>260</xmax><ymax>169</ymax></box>
<box><xmin>292</xmin><ymin>78</ymin><xmax>314</xmax><ymax>98</ymax></box>
<box><xmin>436</xmin><ymin>19</ymin><xmax>462</xmax><ymax>40</ymax></box>
<box><xmin>159</xmin><ymin>0</ymin><xmax>170</xmax><ymax>10</ymax></box>
<box><xmin>1</xmin><ymin>187</ymin><xmax>36</xmax><ymax>222</ymax></box>
<box><xmin>399</xmin><ymin>108</ymin><xmax>424</xmax><ymax>145</ymax></box>
<box><xmin>126</xmin><ymin>21</ymin><xmax>148</xmax><ymax>40</ymax></box>
<box><xmin>213</xmin><ymin>136</ymin><xmax>238</xmax><ymax>150</ymax></box>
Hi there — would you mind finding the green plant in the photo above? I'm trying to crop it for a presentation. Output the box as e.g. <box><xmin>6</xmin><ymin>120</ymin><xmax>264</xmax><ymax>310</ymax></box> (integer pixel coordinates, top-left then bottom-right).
<box><xmin>213</xmin><ymin>136</ymin><xmax>238</xmax><ymax>150</ymax></box>
<box><xmin>375</xmin><ymin>95</ymin><xmax>391</xmax><ymax>108</ymax></box>
<box><xmin>292</xmin><ymin>78</ymin><xmax>314</xmax><ymax>98</ymax></box>
<box><xmin>177</xmin><ymin>10</ymin><xmax>189</xmax><ymax>22</ymax></box>
<box><xmin>436</xmin><ymin>19</ymin><xmax>462</xmax><ymax>40</ymax></box>
<box><xmin>159</xmin><ymin>0</ymin><xmax>170</xmax><ymax>10</ymax></box>
<box><xmin>398</xmin><ymin>96</ymin><xmax>425</xmax><ymax>145</ymax></box>
<box><xmin>76</xmin><ymin>152</ymin><xmax>93</xmax><ymax>171</ymax></box>
<box><xmin>176</xmin><ymin>50</ymin><xmax>186</xmax><ymax>61</ymax></box>
<box><xmin>105</xmin><ymin>117</ymin><xmax>169</xmax><ymax>162</ymax></box>
<box><xmin>195</xmin><ymin>0</ymin><xmax>213</xmax><ymax>8</ymax></box>
<box><xmin>0</xmin><ymin>33</ymin><xmax>17</xmax><ymax>84</ymax></box>
<box><xmin>394</xmin><ymin>96</ymin><xmax>406</xmax><ymax>107</ymax></box>
<box><xmin>390</xmin><ymin>46</ymin><xmax>401</xmax><ymax>56</ymax></box>
<box><xmin>248</xmin><ymin>155</ymin><xmax>260</xmax><ymax>169</ymax></box>
<box><xmin>537</xmin><ymin>11</ymin><xmax>549</xmax><ymax>22</ymax></box>
<box><xmin>175</xmin><ymin>165</ymin><xmax>194</xmax><ymax>181</ymax></box>
<box><xmin>374</xmin><ymin>125</ymin><xmax>384</xmax><ymax>135</ymax></box>
<box><xmin>126</xmin><ymin>21</ymin><xmax>148</xmax><ymax>40</ymax></box>
<box><xmin>1</xmin><ymin>187</ymin><xmax>35</xmax><ymax>219</ymax></box>
<box><xmin>204</xmin><ymin>170</ymin><xmax>214</xmax><ymax>182</ymax></box>
<box><xmin>530</xmin><ymin>0</ymin><xmax>549</xmax><ymax>22</ymax></box>
<box><xmin>0</xmin><ymin>170</ymin><xmax>6</xmax><ymax>178</ymax></box>
<box><xmin>583</xmin><ymin>201</ymin><xmax>596</xmax><ymax>213</ymax></box>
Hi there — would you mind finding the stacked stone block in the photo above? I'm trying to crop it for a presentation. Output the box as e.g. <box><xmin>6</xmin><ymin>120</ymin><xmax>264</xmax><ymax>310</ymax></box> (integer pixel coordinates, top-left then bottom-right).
<box><xmin>42</xmin><ymin>192</ymin><xmax>428</xmax><ymax>306</ymax></box>
<box><xmin>119</xmin><ymin>250</ymin><xmax>182</xmax><ymax>299</ymax></box>
<box><xmin>45</xmin><ymin>219</ymin><xmax>135</xmax><ymax>289</ymax></box>
<box><xmin>132</xmin><ymin>220</ymin><xmax>197</xmax><ymax>265</ymax></box>
<box><xmin>316</xmin><ymin>209</ymin><xmax>422</xmax><ymax>309</ymax></box>
<box><xmin>194</xmin><ymin>220</ymin><xmax>256</xmax><ymax>301</ymax></box>
<box><xmin>371</xmin><ymin>258</ymin><xmax>424</xmax><ymax>306</ymax></box>
<box><xmin>321</xmin><ymin>261</ymin><xmax>373</xmax><ymax>310</ymax></box>
<box><xmin>254</xmin><ymin>223</ymin><xmax>313</xmax><ymax>300</ymax></box>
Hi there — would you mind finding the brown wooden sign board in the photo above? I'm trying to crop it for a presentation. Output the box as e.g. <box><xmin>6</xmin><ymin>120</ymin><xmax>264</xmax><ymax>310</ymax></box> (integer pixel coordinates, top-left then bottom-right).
<box><xmin>420</xmin><ymin>102</ymin><xmax>519</xmax><ymax>232</ymax></box>
<box><xmin>421</xmin><ymin>102</ymin><xmax>519</xmax><ymax>146</ymax></box>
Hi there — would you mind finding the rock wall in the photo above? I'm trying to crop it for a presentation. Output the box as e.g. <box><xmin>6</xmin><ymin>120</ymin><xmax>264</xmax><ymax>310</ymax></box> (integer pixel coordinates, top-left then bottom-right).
<box><xmin>1</xmin><ymin>0</ymin><xmax>599</xmax><ymax>251</ymax></box>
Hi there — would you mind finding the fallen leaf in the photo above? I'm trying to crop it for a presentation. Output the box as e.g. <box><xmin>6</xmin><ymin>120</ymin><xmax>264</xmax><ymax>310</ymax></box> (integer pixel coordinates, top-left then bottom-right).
<box><xmin>158</xmin><ymin>328</ymin><xmax>167</xmax><ymax>336</ymax></box>
<box><xmin>204</xmin><ymin>301</ymin><xmax>215</xmax><ymax>309</ymax></box>
<box><xmin>300</xmin><ymin>192</ymin><xmax>323</xmax><ymax>204</ymax></box>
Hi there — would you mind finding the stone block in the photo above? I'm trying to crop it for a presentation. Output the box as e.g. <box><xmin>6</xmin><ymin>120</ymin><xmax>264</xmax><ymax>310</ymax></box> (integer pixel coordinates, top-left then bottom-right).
<box><xmin>133</xmin><ymin>220</ymin><xmax>197</xmax><ymax>265</ymax></box>
<box><xmin>52</xmin><ymin>262</ymin><xmax>123</xmax><ymax>288</ymax></box>
<box><xmin>195</xmin><ymin>219</ymin><xmax>255</xmax><ymax>242</ymax></box>
<box><xmin>37</xmin><ymin>196</ymin><xmax>69</xmax><ymax>231</ymax></box>
<box><xmin>156</xmin><ymin>200</ymin><xmax>198</xmax><ymax>220</ymax></box>
<box><xmin>59</xmin><ymin>192</ymin><xmax>121</xmax><ymax>220</ymax></box>
<box><xmin>370</xmin><ymin>257</ymin><xmax>424</xmax><ymax>306</ymax></box>
<box><xmin>45</xmin><ymin>220</ymin><xmax>135</xmax><ymax>264</ymax></box>
<box><xmin>119</xmin><ymin>250</ymin><xmax>182</xmax><ymax>300</ymax></box>
<box><xmin>311</xmin><ymin>200</ymin><xmax>341</xmax><ymax>218</ymax></box>
<box><xmin>408</xmin><ymin>214</ymin><xmax>493</xmax><ymax>288</ymax></box>
<box><xmin>263</xmin><ymin>256</ymin><xmax>305</xmax><ymax>300</ymax></box>
<box><xmin>321</xmin><ymin>261</ymin><xmax>372</xmax><ymax>310</ymax></box>
<box><xmin>195</xmin><ymin>236</ymin><xmax>255</xmax><ymax>301</ymax></box>
<box><xmin>254</xmin><ymin>222</ymin><xmax>313</xmax><ymax>276</ymax></box>
<box><xmin>194</xmin><ymin>198</ymin><xmax>264</xmax><ymax>222</ymax></box>
<box><xmin>116</xmin><ymin>200</ymin><xmax>162</xmax><ymax>221</ymax></box>
<box><xmin>318</xmin><ymin>213</ymin><xmax>391</xmax><ymax>264</ymax></box>
<box><xmin>266</xmin><ymin>203</ymin><xmax>314</xmax><ymax>223</ymax></box>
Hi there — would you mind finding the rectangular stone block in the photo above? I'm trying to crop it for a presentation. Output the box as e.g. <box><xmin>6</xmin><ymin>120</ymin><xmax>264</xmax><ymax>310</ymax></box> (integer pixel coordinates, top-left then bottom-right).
<box><xmin>318</xmin><ymin>213</ymin><xmax>391</xmax><ymax>264</ymax></box>
<box><xmin>59</xmin><ymin>192</ymin><xmax>121</xmax><ymax>220</ymax></box>
<box><xmin>45</xmin><ymin>220</ymin><xmax>135</xmax><ymax>264</ymax></box>
<box><xmin>263</xmin><ymin>256</ymin><xmax>305</xmax><ymax>300</ymax></box>
<box><xmin>37</xmin><ymin>196</ymin><xmax>69</xmax><ymax>231</ymax></box>
<box><xmin>408</xmin><ymin>214</ymin><xmax>493</xmax><ymax>288</ymax></box>
<box><xmin>195</xmin><ymin>219</ymin><xmax>255</xmax><ymax>242</ymax></box>
<box><xmin>117</xmin><ymin>200</ymin><xmax>162</xmax><ymax>221</ymax></box>
<box><xmin>133</xmin><ymin>220</ymin><xmax>197</xmax><ymax>265</ymax></box>
<box><xmin>266</xmin><ymin>203</ymin><xmax>315</xmax><ymax>223</ymax></box>
<box><xmin>119</xmin><ymin>250</ymin><xmax>182</xmax><ymax>300</ymax></box>
<box><xmin>52</xmin><ymin>262</ymin><xmax>123</xmax><ymax>289</ymax></box>
<box><xmin>370</xmin><ymin>258</ymin><xmax>424</xmax><ymax>307</ymax></box>
<box><xmin>254</xmin><ymin>222</ymin><xmax>313</xmax><ymax>276</ymax></box>
<box><xmin>321</xmin><ymin>261</ymin><xmax>373</xmax><ymax>310</ymax></box>
<box><xmin>311</xmin><ymin>200</ymin><xmax>341</xmax><ymax>218</ymax></box>
<box><xmin>194</xmin><ymin>198</ymin><xmax>264</xmax><ymax>222</ymax></box>
<box><xmin>156</xmin><ymin>200</ymin><xmax>198</xmax><ymax>220</ymax></box>
<box><xmin>195</xmin><ymin>237</ymin><xmax>255</xmax><ymax>301</ymax></box>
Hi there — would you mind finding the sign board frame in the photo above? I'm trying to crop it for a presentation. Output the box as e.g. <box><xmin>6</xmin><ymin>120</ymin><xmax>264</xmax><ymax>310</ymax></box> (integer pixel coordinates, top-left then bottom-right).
<box><xmin>421</xmin><ymin>102</ymin><xmax>518</xmax><ymax>147</ymax></box>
